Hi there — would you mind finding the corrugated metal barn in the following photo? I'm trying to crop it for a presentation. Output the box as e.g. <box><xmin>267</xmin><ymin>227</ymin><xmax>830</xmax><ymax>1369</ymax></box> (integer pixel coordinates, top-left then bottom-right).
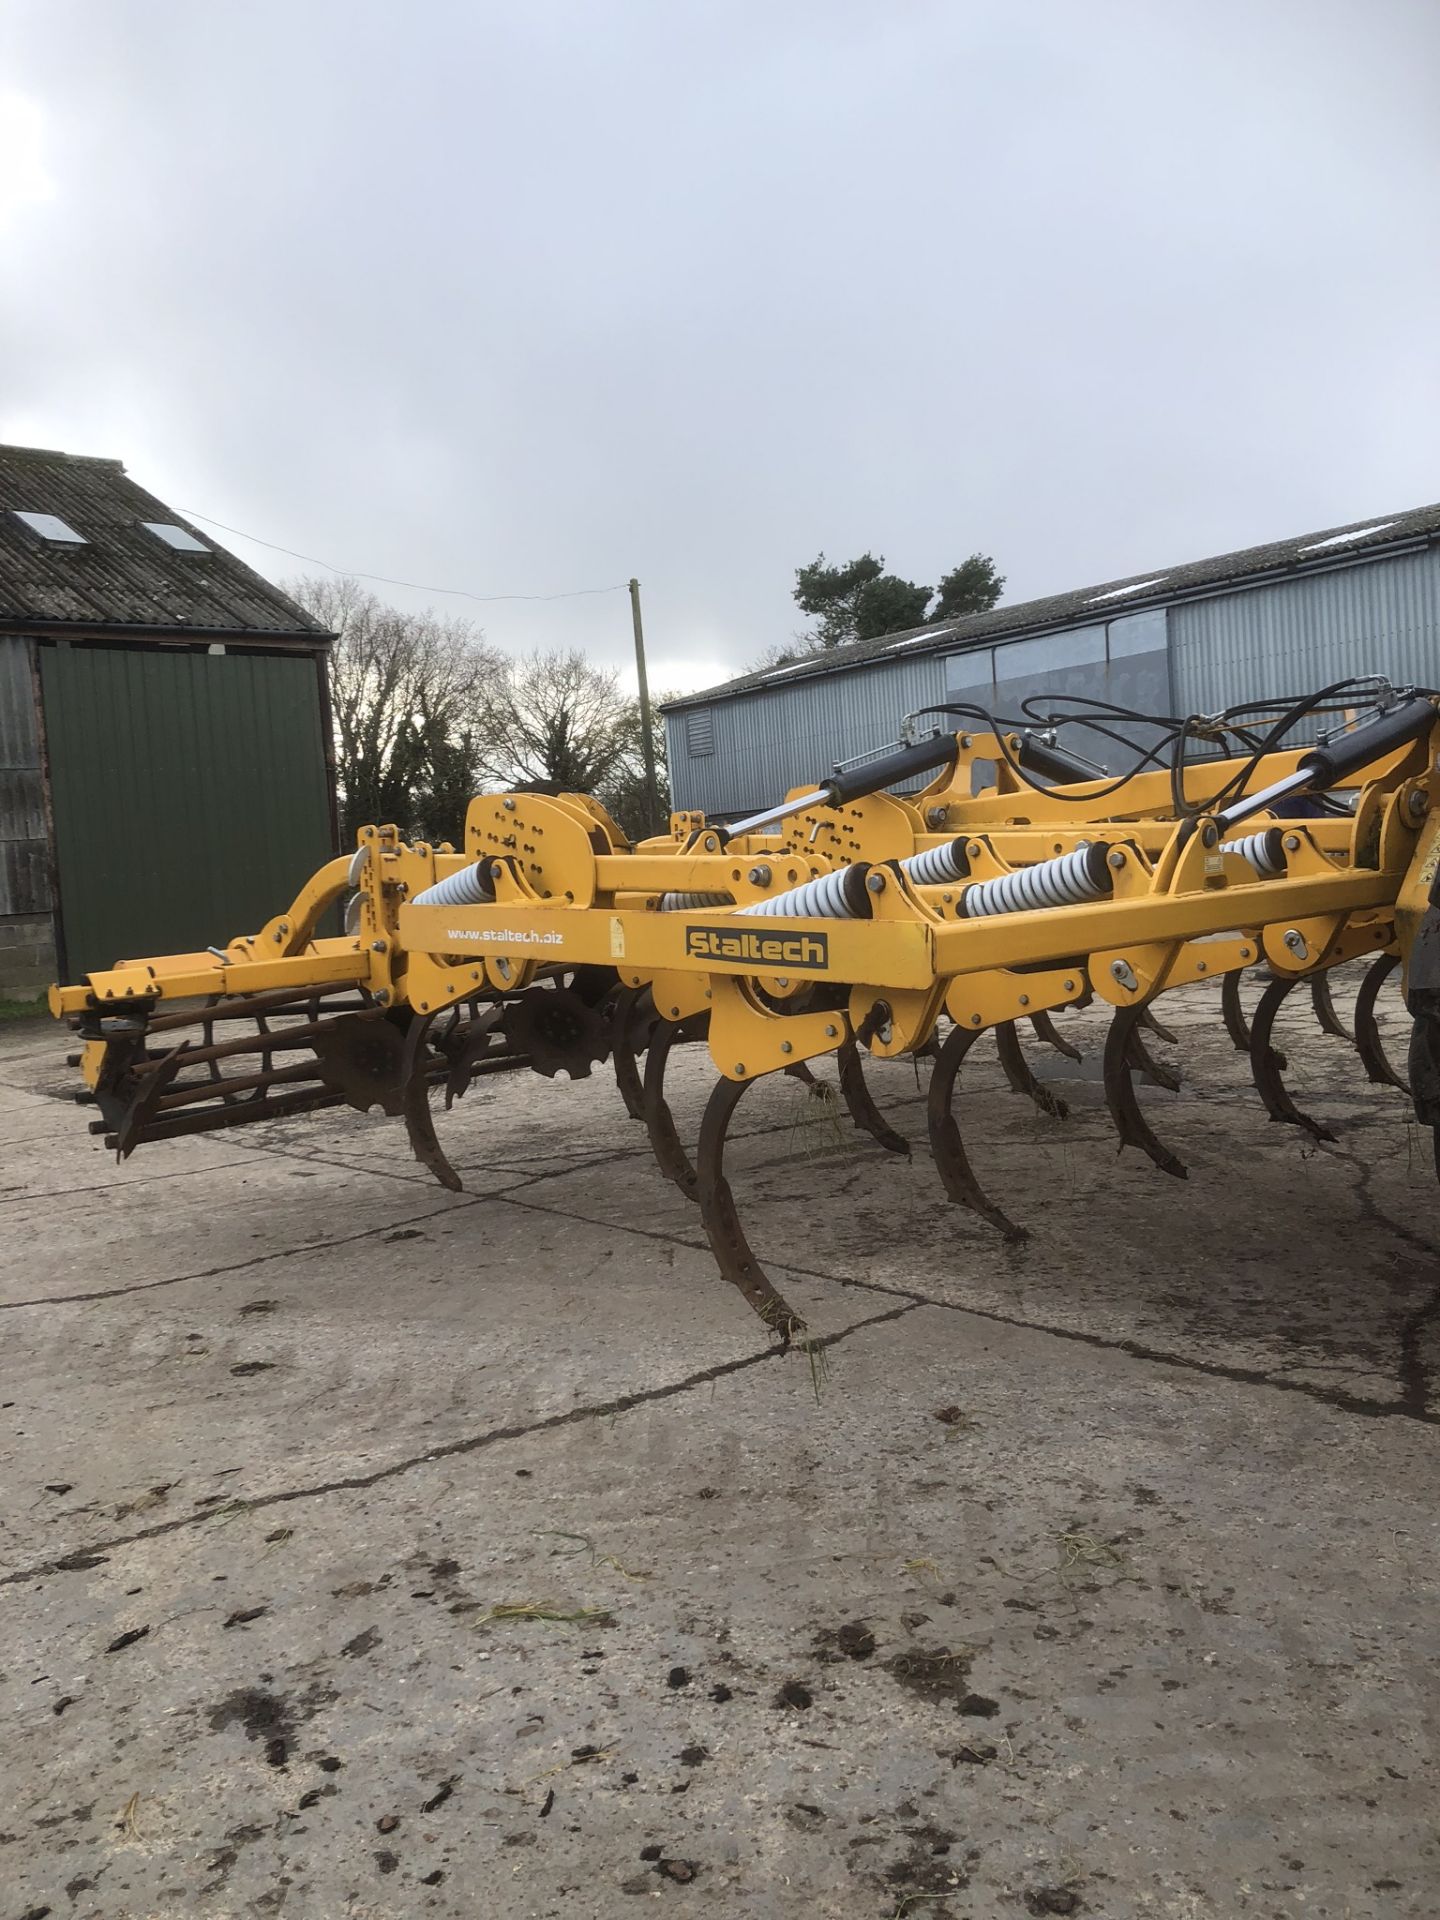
<box><xmin>0</xmin><ymin>443</ymin><xmax>338</xmax><ymax>996</ymax></box>
<box><xmin>662</xmin><ymin>505</ymin><xmax>1440</xmax><ymax>819</ymax></box>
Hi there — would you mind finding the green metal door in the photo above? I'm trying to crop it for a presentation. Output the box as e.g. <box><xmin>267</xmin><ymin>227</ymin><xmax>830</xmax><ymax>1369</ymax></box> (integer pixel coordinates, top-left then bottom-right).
<box><xmin>40</xmin><ymin>643</ymin><xmax>335</xmax><ymax>980</ymax></box>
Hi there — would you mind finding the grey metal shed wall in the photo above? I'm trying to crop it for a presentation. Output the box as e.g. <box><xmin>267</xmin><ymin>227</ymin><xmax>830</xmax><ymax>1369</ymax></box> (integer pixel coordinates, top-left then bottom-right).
<box><xmin>1170</xmin><ymin>549</ymin><xmax>1440</xmax><ymax>717</ymax></box>
<box><xmin>666</xmin><ymin>650</ymin><xmax>948</xmax><ymax>816</ymax></box>
<box><xmin>0</xmin><ymin>633</ymin><xmax>49</xmax><ymax>918</ymax></box>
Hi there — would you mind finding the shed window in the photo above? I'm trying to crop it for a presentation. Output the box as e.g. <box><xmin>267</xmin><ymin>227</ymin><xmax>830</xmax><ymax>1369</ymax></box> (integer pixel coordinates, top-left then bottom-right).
<box><xmin>686</xmin><ymin>708</ymin><xmax>715</xmax><ymax>757</ymax></box>
<box><xmin>141</xmin><ymin>521</ymin><xmax>211</xmax><ymax>553</ymax></box>
<box><xmin>11</xmin><ymin>510</ymin><xmax>85</xmax><ymax>544</ymax></box>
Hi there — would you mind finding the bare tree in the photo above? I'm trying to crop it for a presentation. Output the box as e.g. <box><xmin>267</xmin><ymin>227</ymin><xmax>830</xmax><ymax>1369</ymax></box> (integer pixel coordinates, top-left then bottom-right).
<box><xmin>480</xmin><ymin>649</ymin><xmax>669</xmax><ymax>840</ymax></box>
<box><xmin>288</xmin><ymin>575</ymin><xmax>499</xmax><ymax>844</ymax></box>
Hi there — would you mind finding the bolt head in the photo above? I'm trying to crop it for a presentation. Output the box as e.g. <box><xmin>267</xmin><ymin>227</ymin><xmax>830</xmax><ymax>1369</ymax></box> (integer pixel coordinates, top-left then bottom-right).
<box><xmin>867</xmin><ymin>871</ymin><xmax>886</xmax><ymax>893</ymax></box>
<box><xmin>926</xmin><ymin>807</ymin><xmax>949</xmax><ymax>828</ymax></box>
<box><xmin>780</xmin><ymin>1040</ymin><xmax>793</xmax><ymax>1055</ymax></box>
<box><xmin>824</xmin><ymin>1024</ymin><xmax>838</xmax><ymax>1038</ymax></box>
<box><xmin>775</xmin><ymin>977</ymin><xmax>789</xmax><ymax>988</ymax></box>
<box><xmin>970</xmin><ymin>1013</ymin><xmax>982</xmax><ymax>1026</ymax></box>
<box><xmin>1200</xmin><ymin>822</ymin><xmax>1219</xmax><ymax>848</ymax></box>
<box><xmin>1284</xmin><ymin>835</ymin><xmax>1300</xmax><ymax>851</ymax></box>
<box><xmin>503</xmin><ymin>797</ymin><xmax>516</xmax><ymax>810</ymax></box>
<box><xmin>1063</xmin><ymin>978</ymin><xmax>1075</xmax><ymax>992</ymax></box>
<box><xmin>1108</xmin><ymin>849</ymin><xmax>1126</xmax><ymax>870</ymax></box>
<box><xmin>734</xmin><ymin>1062</ymin><xmax>746</xmax><ymax>1076</ymax></box>
<box><xmin>1196</xmin><ymin>959</ymin><xmax>1207</xmax><ymax>973</ymax></box>
<box><xmin>1018</xmin><ymin>993</ymin><xmax>1030</xmax><ymax>1007</ymax></box>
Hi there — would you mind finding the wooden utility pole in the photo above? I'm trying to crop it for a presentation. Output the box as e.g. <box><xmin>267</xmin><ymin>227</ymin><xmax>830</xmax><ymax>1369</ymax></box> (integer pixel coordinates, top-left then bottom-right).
<box><xmin>629</xmin><ymin>577</ymin><xmax>663</xmax><ymax>835</ymax></box>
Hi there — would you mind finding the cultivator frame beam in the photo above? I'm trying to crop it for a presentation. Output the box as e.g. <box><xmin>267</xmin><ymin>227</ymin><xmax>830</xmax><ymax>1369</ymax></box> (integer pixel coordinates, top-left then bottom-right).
<box><xmin>49</xmin><ymin>686</ymin><xmax>1440</xmax><ymax>1343</ymax></box>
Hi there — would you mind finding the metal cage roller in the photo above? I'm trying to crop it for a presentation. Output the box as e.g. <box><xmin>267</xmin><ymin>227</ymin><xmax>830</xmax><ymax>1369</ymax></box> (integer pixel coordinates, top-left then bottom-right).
<box><xmin>735</xmin><ymin>863</ymin><xmax>874</xmax><ymax>920</ymax></box>
<box><xmin>925</xmin><ymin>1024</ymin><xmax>1028</xmax><ymax>1241</ymax></box>
<box><xmin>958</xmin><ymin>842</ymin><xmax>1113</xmax><ymax>920</ymax></box>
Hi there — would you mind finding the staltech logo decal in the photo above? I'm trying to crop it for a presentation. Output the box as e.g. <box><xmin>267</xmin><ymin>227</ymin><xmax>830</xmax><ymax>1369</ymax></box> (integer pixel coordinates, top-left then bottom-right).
<box><xmin>684</xmin><ymin>926</ymin><xmax>830</xmax><ymax>971</ymax></box>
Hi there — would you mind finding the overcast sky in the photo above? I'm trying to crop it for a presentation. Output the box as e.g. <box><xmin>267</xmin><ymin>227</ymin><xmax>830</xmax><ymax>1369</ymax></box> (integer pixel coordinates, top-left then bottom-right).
<box><xmin>1</xmin><ymin>1</ymin><xmax>1437</xmax><ymax>695</ymax></box>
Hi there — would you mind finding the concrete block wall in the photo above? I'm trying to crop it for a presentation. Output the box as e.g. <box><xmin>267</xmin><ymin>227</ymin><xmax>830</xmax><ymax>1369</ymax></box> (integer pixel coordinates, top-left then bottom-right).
<box><xmin>0</xmin><ymin>913</ymin><xmax>56</xmax><ymax>999</ymax></box>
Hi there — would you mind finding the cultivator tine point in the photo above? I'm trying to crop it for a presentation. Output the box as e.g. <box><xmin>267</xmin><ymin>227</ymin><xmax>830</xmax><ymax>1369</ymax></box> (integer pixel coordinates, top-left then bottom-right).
<box><xmin>1137</xmin><ymin>1005</ymin><xmax>1179</xmax><ymax>1047</ymax></box>
<box><xmin>994</xmin><ymin>1019</ymin><xmax>1069</xmax><ymax>1120</ymax></box>
<box><xmin>641</xmin><ymin>1014</ymin><xmax>706</xmax><ymax>1200</ymax></box>
<box><xmin>1221</xmin><ymin>968</ymin><xmax>1286</xmax><ymax>1068</ymax></box>
<box><xmin>1247</xmin><ymin>976</ymin><xmax>1337</xmax><ymax>1143</ymax></box>
<box><xmin>1220</xmin><ymin>969</ymin><xmax>1252</xmax><ymax>1054</ymax></box>
<box><xmin>696</xmin><ymin>1072</ymin><xmax>806</xmax><ymax>1345</ymax></box>
<box><xmin>1126</xmin><ymin>1024</ymin><xmax>1183</xmax><ymax>1093</ymax></box>
<box><xmin>925</xmin><ymin>1025</ymin><xmax>1028</xmax><ymax>1240</ymax></box>
<box><xmin>1310</xmin><ymin>972</ymin><xmax>1351</xmax><ymax>1042</ymax></box>
<box><xmin>1029</xmin><ymin>1008</ymin><xmax>1082</xmax><ymax>1063</ymax></box>
<box><xmin>837</xmin><ymin>1040</ymin><xmax>910</xmax><ymax>1153</ymax></box>
<box><xmin>401</xmin><ymin>1009</ymin><xmax>464</xmax><ymax>1191</ymax></box>
<box><xmin>1352</xmin><ymin>952</ymin><xmax>1409</xmax><ymax>1093</ymax></box>
<box><xmin>1103</xmin><ymin>1006</ymin><xmax>1188</xmax><ymax>1178</ymax></box>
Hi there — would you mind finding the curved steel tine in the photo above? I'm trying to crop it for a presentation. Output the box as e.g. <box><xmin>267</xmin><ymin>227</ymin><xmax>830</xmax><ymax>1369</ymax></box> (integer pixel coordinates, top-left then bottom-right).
<box><xmin>609</xmin><ymin>984</ymin><xmax>649</xmax><ymax>1121</ymax></box>
<box><xmin>925</xmin><ymin>1025</ymin><xmax>1028</xmax><ymax>1240</ymax></box>
<box><xmin>837</xmin><ymin>1040</ymin><xmax>910</xmax><ymax>1153</ymax></box>
<box><xmin>994</xmin><ymin>1020</ymin><xmax>1069</xmax><ymax>1119</ymax></box>
<box><xmin>1248</xmin><ymin>976</ymin><xmax>1337</xmax><ymax>1142</ymax></box>
<box><xmin>1311</xmin><ymin>971</ymin><xmax>1351</xmax><ymax>1042</ymax></box>
<box><xmin>1137</xmin><ymin>1004</ymin><xmax>1179</xmax><ymax>1046</ymax></box>
<box><xmin>1221</xmin><ymin>969</ymin><xmax>1286</xmax><ymax>1069</ymax></box>
<box><xmin>1125</xmin><ymin>1024</ymin><xmax>1183</xmax><ymax>1093</ymax></box>
<box><xmin>641</xmin><ymin>1012</ymin><xmax>707</xmax><ymax>1201</ymax></box>
<box><xmin>1220</xmin><ymin>969</ymin><xmax>1251</xmax><ymax>1054</ymax></box>
<box><xmin>696</xmin><ymin>1071</ymin><xmax>806</xmax><ymax>1344</ymax></box>
<box><xmin>444</xmin><ymin>1003</ymin><xmax>505</xmax><ymax>1108</ymax></box>
<box><xmin>402</xmin><ymin>1009</ymin><xmax>463</xmax><ymax>1191</ymax></box>
<box><xmin>1029</xmin><ymin>1008</ymin><xmax>1082</xmax><ymax>1063</ymax></box>
<box><xmin>1352</xmin><ymin>952</ymin><xmax>1409</xmax><ymax>1093</ymax></box>
<box><xmin>1103</xmin><ymin>1006</ymin><xmax>1187</xmax><ymax>1179</ymax></box>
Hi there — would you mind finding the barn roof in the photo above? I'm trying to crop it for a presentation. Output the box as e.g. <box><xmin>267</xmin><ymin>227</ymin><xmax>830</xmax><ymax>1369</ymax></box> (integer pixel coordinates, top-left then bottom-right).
<box><xmin>663</xmin><ymin>500</ymin><xmax>1440</xmax><ymax>711</ymax></box>
<box><xmin>0</xmin><ymin>443</ymin><xmax>327</xmax><ymax>640</ymax></box>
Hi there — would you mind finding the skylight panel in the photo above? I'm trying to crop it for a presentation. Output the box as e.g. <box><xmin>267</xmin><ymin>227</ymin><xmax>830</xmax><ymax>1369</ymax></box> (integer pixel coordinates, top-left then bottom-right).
<box><xmin>889</xmin><ymin>632</ymin><xmax>935</xmax><ymax>650</ymax></box>
<box><xmin>142</xmin><ymin>521</ymin><xmax>211</xmax><ymax>553</ymax></box>
<box><xmin>763</xmin><ymin>660</ymin><xmax>811</xmax><ymax>679</ymax></box>
<box><xmin>1087</xmin><ymin>577</ymin><xmax>1167</xmax><ymax>604</ymax></box>
<box><xmin>11</xmin><ymin>510</ymin><xmax>85</xmax><ymax>543</ymax></box>
<box><xmin>1296</xmin><ymin>522</ymin><xmax>1394</xmax><ymax>555</ymax></box>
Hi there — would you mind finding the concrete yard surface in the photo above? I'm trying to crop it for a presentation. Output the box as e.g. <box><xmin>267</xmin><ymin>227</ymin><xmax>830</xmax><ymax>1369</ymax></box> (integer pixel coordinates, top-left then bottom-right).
<box><xmin>1</xmin><ymin>986</ymin><xmax>1438</xmax><ymax>1919</ymax></box>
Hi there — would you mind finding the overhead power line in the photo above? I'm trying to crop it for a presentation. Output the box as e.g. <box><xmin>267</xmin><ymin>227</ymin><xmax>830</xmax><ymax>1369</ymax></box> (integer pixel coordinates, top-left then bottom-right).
<box><xmin>176</xmin><ymin>505</ymin><xmax>629</xmax><ymax>605</ymax></box>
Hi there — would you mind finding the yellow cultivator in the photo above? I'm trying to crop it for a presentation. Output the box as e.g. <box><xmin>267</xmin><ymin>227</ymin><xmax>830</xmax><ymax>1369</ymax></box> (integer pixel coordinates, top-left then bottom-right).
<box><xmin>52</xmin><ymin>679</ymin><xmax>1440</xmax><ymax>1340</ymax></box>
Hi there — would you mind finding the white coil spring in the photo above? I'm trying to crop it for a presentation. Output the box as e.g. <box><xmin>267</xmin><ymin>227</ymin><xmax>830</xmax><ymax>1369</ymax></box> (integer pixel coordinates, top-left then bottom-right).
<box><xmin>410</xmin><ymin>862</ymin><xmax>494</xmax><ymax>908</ymax></box>
<box><xmin>1221</xmin><ymin>830</ymin><xmax>1286</xmax><ymax>879</ymax></box>
<box><xmin>900</xmin><ymin>839</ymin><xmax>968</xmax><ymax>887</ymax></box>
<box><xmin>960</xmin><ymin>844</ymin><xmax>1110</xmax><ymax>919</ymax></box>
<box><xmin>737</xmin><ymin>866</ymin><xmax>864</xmax><ymax>920</ymax></box>
<box><xmin>659</xmin><ymin>891</ymin><xmax>734</xmax><ymax>912</ymax></box>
